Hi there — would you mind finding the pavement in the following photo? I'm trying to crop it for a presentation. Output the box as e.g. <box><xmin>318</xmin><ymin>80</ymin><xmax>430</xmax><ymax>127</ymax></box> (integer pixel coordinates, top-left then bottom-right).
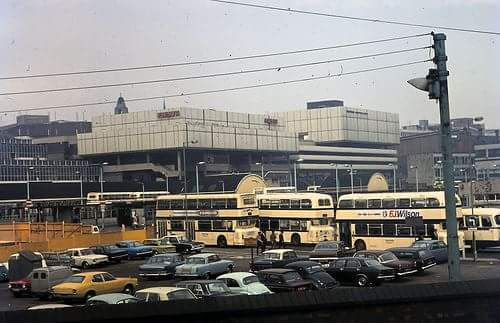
<box><xmin>1</xmin><ymin>247</ymin><xmax>499</xmax><ymax>312</ymax></box>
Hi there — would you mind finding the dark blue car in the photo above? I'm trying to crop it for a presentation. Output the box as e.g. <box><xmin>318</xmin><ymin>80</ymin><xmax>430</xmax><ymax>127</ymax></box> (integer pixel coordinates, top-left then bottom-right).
<box><xmin>116</xmin><ymin>240</ymin><xmax>154</xmax><ymax>259</ymax></box>
<box><xmin>138</xmin><ymin>253</ymin><xmax>185</xmax><ymax>279</ymax></box>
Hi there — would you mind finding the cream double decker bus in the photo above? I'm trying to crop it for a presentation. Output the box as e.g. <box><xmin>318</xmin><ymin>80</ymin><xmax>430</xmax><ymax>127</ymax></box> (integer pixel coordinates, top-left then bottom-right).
<box><xmin>155</xmin><ymin>193</ymin><xmax>259</xmax><ymax>247</ymax></box>
<box><xmin>256</xmin><ymin>188</ymin><xmax>335</xmax><ymax>245</ymax></box>
<box><xmin>336</xmin><ymin>191</ymin><xmax>464</xmax><ymax>251</ymax></box>
<box><xmin>463</xmin><ymin>208</ymin><xmax>500</xmax><ymax>249</ymax></box>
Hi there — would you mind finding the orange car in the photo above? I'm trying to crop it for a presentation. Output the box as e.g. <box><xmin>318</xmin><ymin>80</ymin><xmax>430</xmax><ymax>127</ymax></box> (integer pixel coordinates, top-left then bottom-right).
<box><xmin>51</xmin><ymin>271</ymin><xmax>137</xmax><ymax>301</ymax></box>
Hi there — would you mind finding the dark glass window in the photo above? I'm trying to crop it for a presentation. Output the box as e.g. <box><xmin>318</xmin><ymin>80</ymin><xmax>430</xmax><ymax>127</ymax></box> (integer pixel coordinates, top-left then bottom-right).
<box><xmin>397</xmin><ymin>198</ymin><xmax>411</xmax><ymax>207</ymax></box>
<box><xmin>383</xmin><ymin>224</ymin><xmax>396</xmax><ymax>236</ymax></box>
<box><xmin>355</xmin><ymin>223</ymin><xmax>368</xmax><ymax>235</ymax></box>
<box><xmin>368</xmin><ymin>199</ymin><xmax>381</xmax><ymax>208</ymax></box>
<box><xmin>338</xmin><ymin>200</ymin><xmax>353</xmax><ymax>208</ymax></box>
<box><xmin>198</xmin><ymin>220</ymin><xmax>212</xmax><ymax>231</ymax></box>
<box><xmin>382</xmin><ymin>199</ymin><xmax>396</xmax><ymax>208</ymax></box>
<box><xmin>171</xmin><ymin>220</ymin><xmax>184</xmax><ymax>231</ymax></box>
<box><xmin>355</xmin><ymin>199</ymin><xmax>367</xmax><ymax>209</ymax></box>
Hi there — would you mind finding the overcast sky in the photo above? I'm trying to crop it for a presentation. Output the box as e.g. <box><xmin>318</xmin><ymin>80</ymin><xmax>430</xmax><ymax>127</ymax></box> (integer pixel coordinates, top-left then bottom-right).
<box><xmin>0</xmin><ymin>0</ymin><xmax>498</xmax><ymax>129</ymax></box>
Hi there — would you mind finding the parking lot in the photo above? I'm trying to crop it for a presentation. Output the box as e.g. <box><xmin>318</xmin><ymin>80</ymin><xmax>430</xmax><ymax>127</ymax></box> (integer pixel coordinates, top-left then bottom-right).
<box><xmin>1</xmin><ymin>247</ymin><xmax>499</xmax><ymax>312</ymax></box>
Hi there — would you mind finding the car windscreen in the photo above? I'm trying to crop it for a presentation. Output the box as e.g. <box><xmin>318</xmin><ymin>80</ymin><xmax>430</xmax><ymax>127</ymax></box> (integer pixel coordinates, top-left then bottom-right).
<box><xmin>134</xmin><ymin>292</ymin><xmax>148</xmax><ymax>301</ymax></box>
<box><xmin>104</xmin><ymin>245</ymin><xmax>118</xmax><ymax>251</ymax></box>
<box><xmin>186</xmin><ymin>257</ymin><xmax>205</xmax><ymax>264</ymax></box>
<box><xmin>314</xmin><ymin>243</ymin><xmax>338</xmax><ymax>250</ymax></box>
<box><xmin>80</xmin><ymin>249</ymin><xmax>94</xmax><ymax>256</ymax></box>
<box><xmin>132</xmin><ymin>242</ymin><xmax>144</xmax><ymax>247</ymax></box>
<box><xmin>262</xmin><ymin>253</ymin><xmax>280</xmax><ymax>260</ymax></box>
<box><xmin>495</xmin><ymin>215</ymin><xmax>500</xmax><ymax>225</ymax></box>
<box><xmin>148</xmin><ymin>256</ymin><xmax>173</xmax><ymax>264</ymax></box>
<box><xmin>65</xmin><ymin>275</ymin><xmax>85</xmax><ymax>283</ymax></box>
<box><xmin>283</xmin><ymin>272</ymin><xmax>302</xmax><ymax>282</ymax></box>
<box><xmin>242</xmin><ymin>275</ymin><xmax>260</xmax><ymax>285</ymax></box>
<box><xmin>207</xmin><ymin>282</ymin><xmax>230</xmax><ymax>293</ymax></box>
<box><xmin>305</xmin><ymin>265</ymin><xmax>323</xmax><ymax>274</ymax></box>
<box><xmin>411</xmin><ymin>242</ymin><xmax>429</xmax><ymax>248</ymax></box>
<box><xmin>380</xmin><ymin>253</ymin><xmax>398</xmax><ymax>262</ymax></box>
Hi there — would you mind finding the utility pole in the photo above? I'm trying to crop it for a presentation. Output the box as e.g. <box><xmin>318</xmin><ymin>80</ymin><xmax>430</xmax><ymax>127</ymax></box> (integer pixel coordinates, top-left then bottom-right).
<box><xmin>408</xmin><ymin>32</ymin><xmax>462</xmax><ymax>281</ymax></box>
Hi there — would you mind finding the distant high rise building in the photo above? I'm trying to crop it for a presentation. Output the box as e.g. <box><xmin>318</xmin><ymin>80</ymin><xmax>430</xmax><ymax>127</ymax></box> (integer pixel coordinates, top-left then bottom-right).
<box><xmin>114</xmin><ymin>96</ymin><xmax>128</xmax><ymax>114</ymax></box>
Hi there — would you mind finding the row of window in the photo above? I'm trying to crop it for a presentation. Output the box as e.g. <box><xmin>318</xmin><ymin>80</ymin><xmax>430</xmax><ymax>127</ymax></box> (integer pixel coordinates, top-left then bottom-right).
<box><xmin>338</xmin><ymin>197</ymin><xmax>441</xmax><ymax>209</ymax></box>
<box><xmin>353</xmin><ymin>223</ymin><xmax>438</xmax><ymax>237</ymax></box>
<box><xmin>258</xmin><ymin>199</ymin><xmax>314</xmax><ymax>209</ymax></box>
<box><xmin>168</xmin><ymin>218</ymin><xmax>329</xmax><ymax>232</ymax></box>
<box><xmin>158</xmin><ymin>199</ymin><xmax>240</xmax><ymax>210</ymax></box>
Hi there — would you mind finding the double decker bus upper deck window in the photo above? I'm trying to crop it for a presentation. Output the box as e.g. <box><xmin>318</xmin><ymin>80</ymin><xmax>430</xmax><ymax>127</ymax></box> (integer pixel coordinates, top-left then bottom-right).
<box><xmin>279</xmin><ymin>199</ymin><xmax>290</xmax><ymax>208</ymax></box>
<box><xmin>300</xmin><ymin>199</ymin><xmax>312</xmax><ymax>209</ymax></box>
<box><xmin>338</xmin><ymin>199</ymin><xmax>353</xmax><ymax>208</ymax></box>
<box><xmin>368</xmin><ymin>199</ymin><xmax>381</xmax><ymax>208</ymax></box>
<box><xmin>355</xmin><ymin>199</ymin><xmax>367</xmax><ymax>209</ymax></box>
<box><xmin>290</xmin><ymin>199</ymin><xmax>301</xmax><ymax>209</ymax></box>
<box><xmin>411</xmin><ymin>198</ymin><xmax>426</xmax><ymax>208</ymax></box>
<box><xmin>243</xmin><ymin>197</ymin><xmax>255</xmax><ymax>205</ymax></box>
<box><xmin>199</xmin><ymin>199</ymin><xmax>211</xmax><ymax>209</ymax></box>
<box><xmin>382</xmin><ymin>199</ymin><xmax>396</xmax><ymax>208</ymax></box>
<box><xmin>171</xmin><ymin>200</ymin><xmax>184</xmax><ymax>209</ymax></box>
<box><xmin>398</xmin><ymin>198</ymin><xmax>411</xmax><ymax>208</ymax></box>
<box><xmin>426</xmin><ymin>198</ymin><xmax>440</xmax><ymax>207</ymax></box>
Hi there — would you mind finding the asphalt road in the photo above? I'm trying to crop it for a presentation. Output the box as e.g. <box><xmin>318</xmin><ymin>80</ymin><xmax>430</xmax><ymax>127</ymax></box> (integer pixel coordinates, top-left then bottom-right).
<box><xmin>1</xmin><ymin>247</ymin><xmax>499</xmax><ymax>312</ymax></box>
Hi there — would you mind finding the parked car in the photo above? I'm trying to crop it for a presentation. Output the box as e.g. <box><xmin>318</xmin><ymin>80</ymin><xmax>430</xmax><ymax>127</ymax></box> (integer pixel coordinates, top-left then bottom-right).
<box><xmin>8</xmin><ymin>274</ymin><xmax>32</xmax><ymax>297</ymax></box>
<box><xmin>0</xmin><ymin>264</ymin><xmax>8</xmax><ymax>282</ymax></box>
<box><xmin>42</xmin><ymin>252</ymin><xmax>73</xmax><ymax>267</ymax></box>
<box><xmin>135</xmin><ymin>287</ymin><xmax>197</xmax><ymax>302</ymax></box>
<box><xmin>217</xmin><ymin>272</ymin><xmax>272</xmax><ymax>295</ymax></box>
<box><xmin>160</xmin><ymin>235</ymin><xmax>204</xmax><ymax>254</ymax></box>
<box><xmin>31</xmin><ymin>266</ymin><xmax>76</xmax><ymax>299</ymax></box>
<box><xmin>249</xmin><ymin>249</ymin><xmax>307</xmax><ymax>272</ymax></box>
<box><xmin>309</xmin><ymin>241</ymin><xmax>356</xmax><ymax>264</ymax></box>
<box><xmin>354</xmin><ymin>250</ymin><xmax>418</xmax><ymax>277</ymax></box>
<box><xmin>28</xmin><ymin>304</ymin><xmax>73</xmax><ymax>310</ymax></box>
<box><xmin>142</xmin><ymin>239</ymin><xmax>177</xmax><ymax>254</ymax></box>
<box><xmin>387</xmin><ymin>247</ymin><xmax>437</xmax><ymax>272</ymax></box>
<box><xmin>67</xmin><ymin>248</ymin><xmax>108</xmax><ymax>269</ymax></box>
<box><xmin>256</xmin><ymin>268</ymin><xmax>313</xmax><ymax>293</ymax></box>
<box><xmin>116</xmin><ymin>240</ymin><xmax>154</xmax><ymax>259</ymax></box>
<box><xmin>138</xmin><ymin>253</ymin><xmax>185</xmax><ymax>279</ymax></box>
<box><xmin>176</xmin><ymin>280</ymin><xmax>237</xmax><ymax>298</ymax></box>
<box><xmin>324</xmin><ymin>257</ymin><xmax>395</xmax><ymax>287</ymax></box>
<box><xmin>90</xmin><ymin>245</ymin><xmax>129</xmax><ymax>263</ymax></box>
<box><xmin>175</xmin><ymin>253</ymin><xmax>234</xmax><ymax>279</ymax></box>
<box><xmin>51</xmin><ymin>271</ymin><xmax>138</xmax><ymax>302</ymax></box>
<box><xmin>410</xmin><ymin>240</ymin><xmax>448</xmax><ymax>263</ymax></box>
<box><xmin>284</xmin><ymin>261</ymin><xmax>338</xmax><ymax>289</ymax></box>
<box><xmin>87</xmin><ymin>293</ymin><xmax>140</xmax><ymax>305</ymax></box>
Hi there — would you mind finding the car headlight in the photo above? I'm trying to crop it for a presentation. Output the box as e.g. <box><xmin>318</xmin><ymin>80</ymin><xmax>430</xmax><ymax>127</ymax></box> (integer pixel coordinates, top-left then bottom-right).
<box><xmin>8</xmin><ymin>284</ymin><xmax>11</xmax><ymax>288</ymax></box>
<box><xmin>72</xmin><ymin>289</ymin><xmax>77</xmax><ymax>295</ymax></box>
<box><xmin>22</xmin><ymin>284</ymin><xmax>26</xmax><ymax>289</ymax></box>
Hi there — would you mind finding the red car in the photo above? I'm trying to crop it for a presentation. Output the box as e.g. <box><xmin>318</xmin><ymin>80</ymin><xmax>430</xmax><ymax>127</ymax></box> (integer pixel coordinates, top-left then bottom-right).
<box><xmin>9</xmin><ymin>276</ymin><xmax>31</xmax><ymax>297</ymax></box>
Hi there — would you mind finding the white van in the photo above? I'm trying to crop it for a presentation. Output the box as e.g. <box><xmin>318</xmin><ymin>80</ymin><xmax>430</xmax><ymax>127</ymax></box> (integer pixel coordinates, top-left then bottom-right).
<box><xmin>31</xmin><ymin>266</ymin><xmax>77</xmax><ymax>299</ymax></box>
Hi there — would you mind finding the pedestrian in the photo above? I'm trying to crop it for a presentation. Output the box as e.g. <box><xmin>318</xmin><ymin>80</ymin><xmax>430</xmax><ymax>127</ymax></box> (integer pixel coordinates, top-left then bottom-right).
<box><xmin>278</xmin><ymin>231</ymin><xmax>284</xmax><ymax>248</ymax></box>
<box><xmin>261</xmin><ymin>231</ymin><xmax>267</xmax><ymax>253</ymax></box>
<box><xmin>256</xmin><ymin>231</ymin><xmax>263</xmax><ymax>255</ymax></box>
<box><xmin>270</xmin><ymin>230</ymin><xmax>277</xmax><ymax>249</ymax></box>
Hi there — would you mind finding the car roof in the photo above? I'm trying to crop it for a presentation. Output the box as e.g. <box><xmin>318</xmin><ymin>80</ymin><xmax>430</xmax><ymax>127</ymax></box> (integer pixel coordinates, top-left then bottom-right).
<box><xmin>137</xmin><ymin>287</ymin><xmax>187</xmax><ymax>293</ymax></box>
<box><xmin>356</xmin><ymin>250</ymin><xmax>387</xmax><ymax>255</ymax></box>
<box><xmin>388</xmin><ymin>247</ymin><xmax>420</xmax><ymax>252</ymax></box>
<box><xmin>73</xmin><ymin>271</ymin><xmax>109</xmax><ymax>277</ymax></box>
<box><xmin>177</xmin><ymin>280</ymin><xmax>221</xmax><ymax>284</ymax></box>
<box><xmin>258</xmin><ymin>268</ymin><xmax>296</xmax><ymax>274</ymax></box>
<box><xmin>88</xmin><ymin>293</ymin><xmax>137</xmax><ymax>302</ymax></box>
<box><xmin>413</xmin><ymin>240</ymin><xmax>439</xmax><ymax>243</ymax></box>
<box><xmin>117</xmin><ymin>240</ymin><xmax>136</xmax><ymax>243</ymax></box>
<box><xmin>151</xmin><ymin>253</ymin><xmax>180</xmax><ymax>257</ymax></box>
<box><xmin>218</xmin><ymin>272</ymin><xmax>255</xmax><ymax>280</ymax></box>
<box><xmin>33</xmin><ymin>266</ymin><xmax>71</xmax><ymax>272</ymax></box>
<box><xmin>263</xmin><ymin>249</ymin><xmax>294</xmax><ymax>253</ymax></box>
<box><xmin>285</xmin><ymin>261</ymin><xmax>321</xmax><ymax>268</ymax></box>
<box><xmin>188</xmin><ymin>253</ymin><xmax>214</xmax><ymax>258</ymax></box>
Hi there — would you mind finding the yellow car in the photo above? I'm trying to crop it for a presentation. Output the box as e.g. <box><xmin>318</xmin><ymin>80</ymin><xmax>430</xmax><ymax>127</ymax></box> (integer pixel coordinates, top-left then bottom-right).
<box><xmin>51</xmin><ymin>271</ymin><xmax>138</xmax><ymax>302</ymax></box>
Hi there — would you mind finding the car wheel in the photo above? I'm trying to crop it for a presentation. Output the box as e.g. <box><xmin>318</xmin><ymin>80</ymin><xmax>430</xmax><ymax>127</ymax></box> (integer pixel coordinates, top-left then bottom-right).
<box><xmin>291</xmin><ymin>234</ymin><xmax>301</xmax><ymax>246</ymax></box>
<box><xmin>227</xmin><ymin>265</ymin><xmax>234</xmax><ymax>273</ymax></box>
<box><xmin>123</xmin><ymin>284</ymin><xmax>134</xmax><ymax>295</ymax></box>
<box><xmin>217</xmin><ymin>236</ymin><xmax>228</xmax><ymax>248</ymax></box>
<box><xmin>203</xmin><ymin>272</ymin><xmax>211</xmax><ymax>280</ymax></box>
<box><xmin>81</xmin><ymin>261</ymin><xmax>89</xmax><ymax>270</ymax></box>
<box><xmin>85</xmin><ymin>291</ymin><xmax>96</xmax><ymax>301</ymax></box>
<box><xmin>354</xmin><ymin>240</ymin><xmax>366</xmax><ymax>251</ymax></box>
<box><xmin>355</xmin><ymin>275</ymin><xmax>369</xmax><ymax>287</ymax></box>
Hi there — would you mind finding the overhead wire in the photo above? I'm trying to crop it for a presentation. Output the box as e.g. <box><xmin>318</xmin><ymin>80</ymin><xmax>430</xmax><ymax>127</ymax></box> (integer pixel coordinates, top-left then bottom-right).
<box><xmin>0</xmin><ymin>33</ymin><xmax>430</xmax><ymax>81</ymax></box>
<box><xmin>0</xmin><ymin>59</ymin><xmax>432</xmax><ymax>114</ymax></box>
<box><xmin>208</xmin><ymin>0</ymin><xmax>500</xmax><ymax>36</ymax></box>
<box><xmin>0</xmin><ymin>46</ymin><xmax>431</xmax><ymax>96</ymax></box>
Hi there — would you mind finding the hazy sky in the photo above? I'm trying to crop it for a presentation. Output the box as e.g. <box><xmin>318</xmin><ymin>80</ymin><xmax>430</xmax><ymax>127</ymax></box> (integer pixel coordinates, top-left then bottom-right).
<box><xmin>0</xmin><ymin>0</ymin><xmax>499</xmax><ymax>129</ymax></box>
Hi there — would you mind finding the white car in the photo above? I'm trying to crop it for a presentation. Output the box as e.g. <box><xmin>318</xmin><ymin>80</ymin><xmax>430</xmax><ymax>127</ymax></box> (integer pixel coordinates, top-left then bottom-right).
<box><xmin>135</xmin><ymin>287</ymin><xmax>197</xmax><ymax>302</ymax></box>
<box><xmin>67</xmin><ymin>248</ymin><xmax>108</xmax><ymax>269</ymax></box>
<box><xmin>217</xmin><ymin>272</ymin><xmax>273</xmax><ymax>295</ymax></box>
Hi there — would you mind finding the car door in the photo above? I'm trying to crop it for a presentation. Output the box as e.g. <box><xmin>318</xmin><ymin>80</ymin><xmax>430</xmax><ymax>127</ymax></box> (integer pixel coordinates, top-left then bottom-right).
<box><xmin>91</xmin><ymin>273</ymin><xmax>106</xmax><ymax>295</ymax></box>
<box><xmin>211</xmin><ymin>255</ymin><xmax>224</xmax><ymax>274</ymax></box>
<box><xmin>328</xmin><ymin>259</ymin><xmax>346</xmax><ymax>281</ymax></box>
<box><xmin>343</xmin><ymin>259</ymin><xmax>362</xmax><ymax>283</ymax></box>
<box><xmin>436</xmin><ymin>241</ymin><xmax>448</xmax><ymax>262</ymax></box>
<box><xmin>223</xmin><ymin>278</ymin><xmax>243</xmax><ymax>294</ymax></box>
<box><xmin>102</xmin><ymin>273</ymin><xmax>121</xmax><ymax>293</ymax></box>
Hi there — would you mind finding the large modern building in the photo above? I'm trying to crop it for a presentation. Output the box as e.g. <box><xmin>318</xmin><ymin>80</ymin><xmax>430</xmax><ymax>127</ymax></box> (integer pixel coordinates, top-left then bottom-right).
<box><xmin>77</xmin><ymin>98</ymin><xmax>400</xmax><ymax>192</ymax></box>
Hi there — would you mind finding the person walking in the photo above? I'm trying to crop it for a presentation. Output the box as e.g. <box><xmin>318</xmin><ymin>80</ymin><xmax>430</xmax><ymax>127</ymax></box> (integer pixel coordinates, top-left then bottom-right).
<box><xmin>256</xmin><ymin>231</ymin><xmax>263</xmax><ymax>255</ymax></box>
<box><xmin>270</xmin><ymin>231</ymin><xmax>277</xmax><ymax>249</ymax></box>
<box><xmin>278</xmin><ymin>231</ymin><xmax>284</xmax><ymax>248</ymax></box>
<box><xmin>261</xmin><ymin>231</ymin><xmax>267</xmax><ymax>253</ymax></box>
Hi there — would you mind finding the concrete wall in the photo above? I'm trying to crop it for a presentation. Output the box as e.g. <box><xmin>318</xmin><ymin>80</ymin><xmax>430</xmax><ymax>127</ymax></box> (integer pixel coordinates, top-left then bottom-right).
<box><xmin>1</xmin><ymin>278</ymin><xmax>498</xmax><ymax>323</ymax></box>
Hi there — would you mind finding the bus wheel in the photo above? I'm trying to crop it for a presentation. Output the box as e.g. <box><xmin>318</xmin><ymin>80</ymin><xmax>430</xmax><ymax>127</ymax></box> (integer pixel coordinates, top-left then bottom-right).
<box><xmin>291</xmin><ymin>234</ymin><xmax>301</xmax><ymax>246</ymax></box>
<box><xmin>354</xmin><ymin>240</ymin><xmax>366</xmax><ymax>251</ymax></box>
<box><xmin>217</xmin><ymin>236</ymin><xmax>228</xmax><ymax>248</ymax></box>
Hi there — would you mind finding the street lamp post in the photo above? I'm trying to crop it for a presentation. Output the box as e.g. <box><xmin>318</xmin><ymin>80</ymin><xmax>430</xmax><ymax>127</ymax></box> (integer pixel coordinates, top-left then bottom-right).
<box><xmin>99</xmin><ymin>162</ymin><xmax>108</xmax><ymax>229</ymax></box>
<box><xmin>255</xmin><ymin>162</ymin><xmax>264</xmax><ymax>179</ymax></box>
<box><xmin>26</xmin><ymin>167</ymin><xmax>34</xmax><ymax>222</ymax></box>
<box><xmin>182</xmin><ymin>139</ymin><xmax>198</xmax><ymax>239</ymax></box>
<box><xmin>76</xmin><ymin>171</ymin><xmax>83</xmax><ymax>224</ymax></box>
<box><xmin>293</xmin><ymin>159</ymin><xmax>304</xmax><ymax>192</ymax></box>
<box><xmin>345</xmin><ymin>164</ymin><xmax>354</xmax><ymax>195</ymax></box>
<box><xmin>388</xmin><ymin>163</ymin><xmax>397</xmax><ymax>193</ymax></box>
<box><xmin>195</xmin><ymin>161</ymin><xmax>205</xmax><ymax>195</ymax></box>
<box><xmin>410</xmin><ymin>165</ymin><xmax>419</xmax><ymax>192</ymax></box>
<box><xmin>330</xmin><ymin>163</ymin><xmax>339</xmax><ymax>202</ymax></box>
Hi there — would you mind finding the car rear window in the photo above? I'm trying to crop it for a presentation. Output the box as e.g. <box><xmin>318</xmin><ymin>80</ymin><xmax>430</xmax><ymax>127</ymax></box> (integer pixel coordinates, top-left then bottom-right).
<box><xmin>315</xmin><ymin>243</ymin><xmax>338</xmax><ymax>250</ymax></box>
<box><xmin>66</xmin><ymin>275</ymin><xmax>85</xmax><ymax>283</ymax></box>
<box><xmin>242</xmin><ymin>275</ymin><xmax>259</xmax><ymax>285</ymax></box>
<box><xmin>283</xmin><ymin>272</ymin><xmax>302</xmax><ymax>282</ymax></box>
<box><xmin>393</xmin><ymin>251</ymin><xmax>416</xmax><ymax>260</ymax></box>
